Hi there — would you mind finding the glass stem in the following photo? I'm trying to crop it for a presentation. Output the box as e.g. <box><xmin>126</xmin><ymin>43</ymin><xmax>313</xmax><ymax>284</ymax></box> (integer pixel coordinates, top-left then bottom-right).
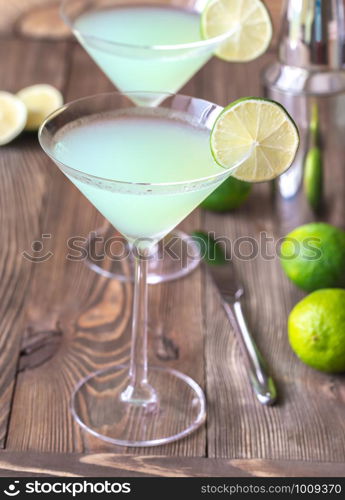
<box><xmin>121</xmin><ymin>248</ymin><xmax>157</xmax><ymax>406</ymax></box>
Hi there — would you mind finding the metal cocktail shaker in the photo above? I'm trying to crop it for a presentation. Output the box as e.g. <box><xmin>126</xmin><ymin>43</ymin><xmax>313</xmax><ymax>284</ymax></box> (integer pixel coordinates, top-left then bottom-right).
<box><xmin>262</xmin><ymin>0</ymin><xmax>345</xmax><ymax>233</ymax></box>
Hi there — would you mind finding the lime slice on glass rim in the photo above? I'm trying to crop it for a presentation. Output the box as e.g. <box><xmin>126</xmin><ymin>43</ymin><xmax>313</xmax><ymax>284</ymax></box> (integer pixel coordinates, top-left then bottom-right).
<box><xmin>201</xmin><ymin>0</ymin><xmax>273</xmax><ymax>62</ymax></box>
<box><xmin>0</xmin><ymin>92</ymin><xmax>27</xmax><ymax>146</ymax></box>
<box><xmin>17</xmin><ymin>84</ymin><xmax>63</xmax><ymax>131</ymax></box>
<box><xmin>211</xmin><ymin>97</ymin><xmax>300</xmax><ymax>182</ymax></box>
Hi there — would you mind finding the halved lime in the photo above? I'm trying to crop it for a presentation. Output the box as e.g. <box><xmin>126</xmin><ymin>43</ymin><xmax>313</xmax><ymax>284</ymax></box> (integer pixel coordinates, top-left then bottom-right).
<box><xmin>201</xmin><ymin>0</ymin><xmax>273</xmax><ymax>62</ymax></box>
<box><xmin>17</xmin><ymin>84</ymin><xmax>63</xmax><ymax>131</ymax></box>
<box><xmin>0</xmin><ymin>92</ymin><xmax>27</xmax><ymax>146</ymax></box>
<box><xmin>211</xmin><ymin>97</ymin><xmax>300</xmax><ymax>182</ymax></box>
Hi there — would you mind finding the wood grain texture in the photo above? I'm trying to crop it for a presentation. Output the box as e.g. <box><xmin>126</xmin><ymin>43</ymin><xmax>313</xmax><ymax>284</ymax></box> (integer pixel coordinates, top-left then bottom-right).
<box><xmin>0</xmin><ymin>452</ymin><xmax>344</xmax><ymax>477</ymax></box>
<box><xmin>0</xmin><ymin>39</ymin><xmax>69</xmax><ymax>448</ymax></box>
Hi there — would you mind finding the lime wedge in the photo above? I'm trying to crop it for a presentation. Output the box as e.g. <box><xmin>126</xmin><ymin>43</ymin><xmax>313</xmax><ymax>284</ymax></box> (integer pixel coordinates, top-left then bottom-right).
<box><xmin>201</xmin><ymin>0</ymin><xmax>273</xmax><ymax>62</ymax></box>
<box><xmin>309</xmin><ymin>102</ymin><xmax>320</xmax><ymax>145</ymax></box>
<box><xmin>211</xmin><ymin>97</ymin><xmax>299</xmax><ymax>182</ymax></box>
<box><xmin>17</xmin><ymin>84</ymin><xmax>63</xmax><ymax>131</ymax></box>
<box><xmin>304</xmin><ymin>147</ymin><xmax>323</xmax><ymax>211</ymax></box>
<box><xmin>0</xmin><ymin>92</ymin><xmax>27</xmax><ymax>146</ymax></box>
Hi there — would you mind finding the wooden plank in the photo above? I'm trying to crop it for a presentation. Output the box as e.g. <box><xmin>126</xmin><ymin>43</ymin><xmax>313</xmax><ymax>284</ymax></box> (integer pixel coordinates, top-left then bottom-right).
<box><xmin>0</xmin><ymin>452</ymin><xmax>343</xmax><ymax>477</ymax></box>
<box><xmin>6</xmin><ymin>44</ymin><xmax>206</xmax><ymax>456</ymax></box>
<box><xmin>0</xmin><ymin>39</ymin><xmax>69</xmax><ymax>447</ymax></box>
<box><xmin>201</xmin><ymin>55</ymin><xmax>345</xmax><ymax>461</ymax></box>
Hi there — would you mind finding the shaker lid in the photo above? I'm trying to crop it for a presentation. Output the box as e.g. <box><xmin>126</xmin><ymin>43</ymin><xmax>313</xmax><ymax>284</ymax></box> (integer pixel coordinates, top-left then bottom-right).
<box><xmin>279</xmin><ymin>0</ymin><xmax>345</xmax><ymax>70</ymax></box>
<box><xmin>262</xmin><ymin>61</ymin><xmax>345</xmax><ymax>95</ymax></box>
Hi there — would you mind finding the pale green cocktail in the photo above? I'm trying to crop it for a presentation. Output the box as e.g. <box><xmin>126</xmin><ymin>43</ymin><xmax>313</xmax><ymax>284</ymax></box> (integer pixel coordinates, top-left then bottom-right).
<box><xmin>54</xmin><ymin>108</ymin><xmax>225</xmax><ymax>246</ymax></box>
<box><xmin>73</xmin><ymin>4</ymin><xmax>217</xmax><ymax>105</ymax></box>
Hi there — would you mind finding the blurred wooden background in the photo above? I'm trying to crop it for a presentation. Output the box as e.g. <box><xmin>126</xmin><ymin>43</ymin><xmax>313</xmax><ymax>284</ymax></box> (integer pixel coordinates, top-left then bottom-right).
<box><xmin>0</xmin><ymin>0</ymin><xmax>285</xmax><ymax>42</ymax></box>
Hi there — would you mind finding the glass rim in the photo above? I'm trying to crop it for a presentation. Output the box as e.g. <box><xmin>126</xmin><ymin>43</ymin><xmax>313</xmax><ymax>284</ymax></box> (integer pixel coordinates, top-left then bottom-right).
<box><xmin>38</xmin><ymin>91</ymin><xmax>248</xmax><ymax>188</ymax></box>
<box><xmin>60</xmin><ymin>0</ymin><xmax>235</xmax><ymax>52</ymax></box>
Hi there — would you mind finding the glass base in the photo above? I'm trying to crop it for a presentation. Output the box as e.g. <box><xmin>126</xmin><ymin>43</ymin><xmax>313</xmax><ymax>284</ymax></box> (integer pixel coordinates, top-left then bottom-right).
<box><xmin>84</xmin><ymin>224</ymin><xmax>201</xmax><ymax>284</ymax></box>
<box><xmin>71</xmin><ymin>365</ymin><xmax>206</xmax><ymax>447</ymax></box>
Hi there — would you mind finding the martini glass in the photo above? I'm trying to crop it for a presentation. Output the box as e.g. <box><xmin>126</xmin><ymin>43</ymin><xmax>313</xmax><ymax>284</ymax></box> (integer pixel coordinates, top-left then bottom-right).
<box><xmin>39</xmin><ymin>92</ymin><xmax>250</xmax><ymax>446</ymax></box>
<box><xmin>61</xmin><ymin>0</ymin><xmax>234</xmax><ymax>284</ymax></box>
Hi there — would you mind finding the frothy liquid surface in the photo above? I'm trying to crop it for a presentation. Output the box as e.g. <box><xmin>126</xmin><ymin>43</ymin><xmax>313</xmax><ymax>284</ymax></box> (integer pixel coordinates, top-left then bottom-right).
<box><xmin>75</xmin><ymin>5</ymin><xmax>202</xmax><ymax>46</ymax></box>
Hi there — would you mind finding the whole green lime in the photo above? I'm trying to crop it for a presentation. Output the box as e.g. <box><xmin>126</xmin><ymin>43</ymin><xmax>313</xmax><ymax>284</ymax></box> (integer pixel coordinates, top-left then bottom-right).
<box><xmin>288</xmin><ymin>289</ymin><xmax>345</xmax><ymax>373</ymax></box>
<box><xmin>201</xmin><ymin>176</ymin><xmax>252</xmax><ymax>212</ymax></box>
<box><xmin>280</xmin><ymin>223</ymin><xmax>345</xmax><ymax>292</ymax></box>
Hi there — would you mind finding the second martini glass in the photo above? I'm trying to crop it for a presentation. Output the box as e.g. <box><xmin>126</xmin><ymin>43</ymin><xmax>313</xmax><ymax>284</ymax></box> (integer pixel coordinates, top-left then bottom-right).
<box><xmin>61</xmin><ymin>0</ymin><xmax>234</xmax><ymax>283</ymax></box>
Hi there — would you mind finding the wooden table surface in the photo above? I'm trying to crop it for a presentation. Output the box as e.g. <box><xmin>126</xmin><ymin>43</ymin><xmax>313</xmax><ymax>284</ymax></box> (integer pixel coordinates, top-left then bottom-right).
<box><xmin>0</xmin><ymin>0</ymin><xmax>345</xmax><ymax>477</ymax></box>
